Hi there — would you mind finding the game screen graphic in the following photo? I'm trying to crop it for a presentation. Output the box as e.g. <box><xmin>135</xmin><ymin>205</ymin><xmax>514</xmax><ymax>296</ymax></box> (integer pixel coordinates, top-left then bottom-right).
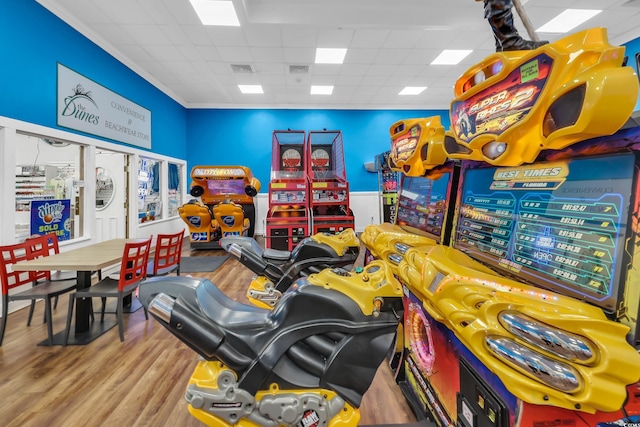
<box><xmin>206</xmin><ymin>179</ymin><xmax>246</xmax><ymax>196</ymax></box>
<box><xmin>396</xmin><ymin>172</ymin><xmax>451</xmax><ymax>241</ymax></box>
<box><xmin>280</xmin><ymin>145</ymin><xmax>304</xmax><ymax>172</ymax></box>
<box><xmin>454</xmin><ymin>153</ymin><xmax>635</xmax><ymax>312</ymax></box>
<box><xmin>450</xmin><ymin>53</ymin><xmax>553</xmax><ymax>143</ymax></box>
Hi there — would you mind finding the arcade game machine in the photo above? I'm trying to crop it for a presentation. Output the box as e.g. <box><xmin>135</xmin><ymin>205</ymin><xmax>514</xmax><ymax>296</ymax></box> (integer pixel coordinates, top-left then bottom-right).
<box><xmin>265</xmin><ymin>130</ymin><xmax>311</xmax><ymax>251</ymax></box>
<box><xmin>179</xmin><ymin>165</ymin><xmax>259</xmax><ymax>250</ymax></box>
<box><xmin>361</xmin><ymin>116</ymin><xmax>459</xmax><ymax>271</ymax></box>
<box><xmin>360</xmin><ymin>116</ymin><xmax>460</xmax><ymax>381</ymax></box>
<box><xmin>389</xmin><ymin>28</ymin><xmax>640</xmax><ymax>426</ymax></box>
<box><xmin>307</xmin><ymin>130</ymin><xmax>355</xmax><ymax>234</ymax></box>
<box><xmin>375</xmin><ymin>150</ymin><xmax>401</xmax><ymax>224</ymax></box>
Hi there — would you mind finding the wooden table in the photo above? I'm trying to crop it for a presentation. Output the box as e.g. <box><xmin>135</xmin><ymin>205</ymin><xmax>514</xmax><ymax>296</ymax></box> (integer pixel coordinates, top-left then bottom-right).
<box><xmin>13</xmin><ymin>238</ymin><xmax>147</xmax><ymax>345</ymax></box>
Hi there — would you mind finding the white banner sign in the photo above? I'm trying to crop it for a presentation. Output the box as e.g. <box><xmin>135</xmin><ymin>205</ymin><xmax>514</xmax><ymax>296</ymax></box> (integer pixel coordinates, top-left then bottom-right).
<box><xmin>57</xmin><ymin>63</ymin><xmax>151</xmax><ymax>149</ymax></box>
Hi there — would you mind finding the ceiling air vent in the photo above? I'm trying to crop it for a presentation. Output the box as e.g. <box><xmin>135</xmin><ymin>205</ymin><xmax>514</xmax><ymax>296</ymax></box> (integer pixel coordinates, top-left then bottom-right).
<box><xmin>289</xmin><ymin>65</ymin><xmax>310</xmax><ymax>74</ymax></box>
<box><xmin>230</xmin><ymin>64</ymin><xmax>253</xmax><ymax>74</ymax></box>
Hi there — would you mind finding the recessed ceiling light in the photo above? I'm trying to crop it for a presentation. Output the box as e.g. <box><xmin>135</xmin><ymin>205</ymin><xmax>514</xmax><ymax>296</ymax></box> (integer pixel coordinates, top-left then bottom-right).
<box><xmin>399</xmin><ymin>87</ymin><xmax>426</xmax><ymax>95</ymax></box>
<box><xmin>536</xmin><ymin>9</ymin><xmax>601</xmax><ymax>33</ymax></box>
<box><xmin>315</xmin><ymin>48</ymin><xmax>347</xmax><ymax>64</ymax></box>
<box><xmin>189</xmin><ymin>0</ymin><xmax>240</xmax><ymax>26</ymax></box>
<box><xmin>311</xmin><ymin>85</ymin><xmax>334</xmax><ymax>95</ymax></box>
<box><xmin>431</xmin><ymin>50</ymin><xmax>472</xmax><ymax>65</ymax></box>
<box><xmin>238</xmin><ymin>85</ymin><xmax>263</xmax><ymax>94</ymax></box>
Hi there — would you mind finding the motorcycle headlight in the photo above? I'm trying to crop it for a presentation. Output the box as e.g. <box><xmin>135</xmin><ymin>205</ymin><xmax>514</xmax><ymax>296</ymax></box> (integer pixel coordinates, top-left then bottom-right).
<box><xmin>482</xmin><ymin>141</ymin><xmax>507</xmax><ymax>160</ymax></box>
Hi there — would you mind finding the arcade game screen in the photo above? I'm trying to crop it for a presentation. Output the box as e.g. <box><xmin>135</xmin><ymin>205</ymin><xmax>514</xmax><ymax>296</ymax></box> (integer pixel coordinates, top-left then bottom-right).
<box><xmin>396</xmin><ymin>170</ymin><xmax>452</xmax><ymax>241</ymax></box>
<box><xmin>207</xmin><ymin>179</ymin><xmax>246</xmax><ymax>195</ymax></box>
<box><xmin>454</xmin><ymin>153</ymin><xmax>635</xmax><ymax>313</ymax></box>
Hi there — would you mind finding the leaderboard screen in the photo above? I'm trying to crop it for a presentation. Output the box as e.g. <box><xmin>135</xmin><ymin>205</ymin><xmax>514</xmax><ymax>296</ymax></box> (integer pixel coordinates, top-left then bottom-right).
<box><xmin>455</xmin><ymin>153</ymin><xmax>635</xmax><ymax>312</ymax></box>
<box><xmin>397</xmin><ymin>172</ymin><xmax>451</xmax><ymax>241</ymax></box>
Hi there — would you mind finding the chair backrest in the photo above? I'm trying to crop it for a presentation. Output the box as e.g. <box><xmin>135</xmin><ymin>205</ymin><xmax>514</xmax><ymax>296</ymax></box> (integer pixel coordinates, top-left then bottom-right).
<box><xmin>24</xmin><ymin>234</ymin><xmax>54</xmax><ymax>282</ymax></box>
<box><xmin>118</xmin><ymin>238</ymin><xmax>153</xmax><ymax>291</ymax></box>
<box><xmin>0</xmin><ymin>241</ymin><xmax>39</xmax><ymax>296</ymax></box>
<box><xmin>212</xmin><ymin>202</ymin><xmax>248</xmax><ymax>236</ymax></box>
<box><xmin>152</xmin><ymin>231</ymin><xmax>184</xmax><ymax>274</ymax></box>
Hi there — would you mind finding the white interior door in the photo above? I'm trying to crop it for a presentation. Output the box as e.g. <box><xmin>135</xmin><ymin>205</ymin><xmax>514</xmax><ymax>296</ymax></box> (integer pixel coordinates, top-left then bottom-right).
<box><xmin>95</xmin><ymin>149</ymin><xmax>127</xmax><ymax>241</ymax></box>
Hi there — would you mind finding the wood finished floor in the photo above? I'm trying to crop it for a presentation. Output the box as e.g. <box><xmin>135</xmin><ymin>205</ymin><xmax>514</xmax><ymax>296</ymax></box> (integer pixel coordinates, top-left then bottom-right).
<box><xmin>0</xmin><ymin>238</ymin><xmax>416</xmax><ymax>427</ymax></box>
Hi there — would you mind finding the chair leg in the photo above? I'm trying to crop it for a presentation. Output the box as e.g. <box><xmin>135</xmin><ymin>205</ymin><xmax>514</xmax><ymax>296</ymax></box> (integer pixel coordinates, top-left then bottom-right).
<box><xmin>100</xmin><ymin>297</ymin><xmax>107</xmax><ymax>322</ymax></box>
<box><xmin>54</xmin><ymin>295</ymin><xmax>59</xmax><ymax>309</ymax></box>
<box><xmin>27</xmin><ymin>299</ymin><xmax>36</xmax><ymax>326</ymax></box>
<box><xmin>0</xmin><ymin>295</ymin><xmax>8</xmax><ymax>346</ymax></box>
<box><xmin>45</xmin><ymin>297</ymin><xmax>54</xmax><ymax>346</ymax></box>
<box><xmin>117</xmin><ymin>297</ymin><xmax>125</xmax><ymax>342</ymax></box>
<box><xmin>63</xmin><ymin>295</ymin><xmax>76</xmax><ymax>346</ymax></box>
<box><xmin>141</xmin><ymin>289</ymin><xmax>149</xmax><ymax>320</ymax></box>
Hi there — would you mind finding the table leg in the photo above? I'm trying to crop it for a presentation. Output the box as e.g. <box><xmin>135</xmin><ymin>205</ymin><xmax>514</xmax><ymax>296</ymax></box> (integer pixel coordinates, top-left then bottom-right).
<box><xmin>75</xmin><ymin>270</ymin><xmax>93</xmax><ymax>332</ymax></box>
<box><xmin>39</xmin><ymin>270</ymin><xmax>117</xmax><ymax>346</ymax></box>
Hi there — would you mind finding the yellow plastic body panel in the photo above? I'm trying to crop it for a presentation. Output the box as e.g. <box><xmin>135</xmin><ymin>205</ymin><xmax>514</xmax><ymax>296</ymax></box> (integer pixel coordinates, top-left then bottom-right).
<box><xmin>246</xmin><ymin>276</ymin><xmax>279</xmax><ymax>309</ymax></box>
<box><xmin>360</xmin><ymin>223</ymin><xmax>438</xmax><ymax>275</ymax></box>
<box><xmin>397</xmin><ymin>244</ymin><xmax>640</xmax><ymax>413</ymax></box>
<box><xmin>187</xmin><ymin>361</ymin><xmax>360</xmax><ymax>427</ymax></box>
<box><xmin>310</xmin><ymin>228</ymin><xmax>360</xmax><ymax>256</ymax></box>
<box><xmin>190</xmin><ymin>165</ymin><xmax>260</xmax><ymax>205</ymax></box>
<box><xmin>389</xmin><ymin>116</ymin><xmax>448</xmax><ymax>176</ymax></box>
<box><xmin>178</xmin><ymin>200</ymin><xmax>219</xmax><ymax>242</ymax></box>
<box><xmin>447</xmin><ymin>28</ymin><xmax>639</xmax><ymax>166</ymax></box>
<box><xmin>212</xmin><ymin>201</ymin><xmax>250</xmax><ymax>237</ymax></box>
<box><xmin>305</xmin><ymin>260</ymin><xmax>402</xmax><ymax>316</ymax></box>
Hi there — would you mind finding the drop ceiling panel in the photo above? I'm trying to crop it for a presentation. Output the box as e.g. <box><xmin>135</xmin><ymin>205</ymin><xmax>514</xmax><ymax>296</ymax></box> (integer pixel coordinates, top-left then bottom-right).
<box><xmin>36</xmin><ymin>0</ymin><xmax>640</xmax><ymax>108</ymax></box>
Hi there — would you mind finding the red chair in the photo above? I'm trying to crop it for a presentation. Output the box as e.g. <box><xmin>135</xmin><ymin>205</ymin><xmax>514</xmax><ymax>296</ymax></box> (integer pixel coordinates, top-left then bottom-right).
<box><xmin>0</xmin><ymin>236</ymin><xmax>77</xmax><ymax>346</ymax></box>
<box><xmin>63</xmin><ymin>238</ymin><xmax>152</xmax><ymax>343</ymax></box>
<box><xmin>146</xmin><ymin>231</ymin><xmax>184</xmax><ymax>277</ymax></box>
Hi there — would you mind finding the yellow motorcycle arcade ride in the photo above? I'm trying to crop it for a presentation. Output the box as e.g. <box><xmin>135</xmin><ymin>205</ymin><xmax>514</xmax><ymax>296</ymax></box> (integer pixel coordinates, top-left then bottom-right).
<box><xmin>220</xmin><ymin>228</ymin><xmax>361</xmax><ymax>309</ymax></box>
<box><xmin>138</xmin><ymin>259</ymin><xmax>403</xmax><ymax>427</ymax></box>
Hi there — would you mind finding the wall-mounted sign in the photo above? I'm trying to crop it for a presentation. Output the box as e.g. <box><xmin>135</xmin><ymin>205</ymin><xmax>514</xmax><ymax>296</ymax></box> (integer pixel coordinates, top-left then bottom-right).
<box><xmin>57</xmin><ymin>63</ymin><xmax>151</xmax><ymax>149</ymax></box>
<box><xmin>30</xmin><ymin>199</ymin><xmax>72</xmax><ymax>241</ymax></box>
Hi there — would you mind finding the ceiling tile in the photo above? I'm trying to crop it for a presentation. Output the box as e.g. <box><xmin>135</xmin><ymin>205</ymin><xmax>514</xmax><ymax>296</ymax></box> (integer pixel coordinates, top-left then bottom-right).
<box><xmin>37</xmin><ymin>0</ymin><xmax>640</xmax><ymax>109</ymax></box>
<box><xmin>250</xmin><ymin>47</ymin><xmax>285</xmax><ymax>63</ymax></box>
<box><xmin>283</xmin><ymin>47</ymin><xmax>316</xmax><ymax>64</ymax></box>
<box><xmin>346</xmin><ymin>49</ymin><xmax>380</xmax><ymax>64</ymax></box>
<box><xmin>121</xmin><ymin>24</ymin><xmax>172</xmax><ymax>45</ymax></box>
<box><xmin>282</xmin><ymin>27</ymin><xmax>318</xmax><ymax>48</ymax></box>
<box><xmin>243</xmin><ymin>25</ymin><xmax>283</xmax><ymax>47</ymax></box>
<box><xmin>216</xmin><ymin>46</ymin><xmax>253</xmax><ymax>62</ymax></box>
<box><xmin>144</xmin><ymin>45</ymin><xmax>186</xmax><ymax>61</ymax></box>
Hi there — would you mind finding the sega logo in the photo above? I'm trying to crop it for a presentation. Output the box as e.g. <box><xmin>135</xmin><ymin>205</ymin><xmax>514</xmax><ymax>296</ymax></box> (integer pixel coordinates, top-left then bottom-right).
<box><xmin>222</xmin><ymin>215</ymin><xmax>235</xmax><ymax>227</ymax></box>
<box><xmin>188</xmin><ymin>216</ymin><xmax>201</xmax><ymax>227</ymax></box>
<box><xmin>223</xmin><ymin>231</ymin><xmax>240</xmax><ymax>237</ymax></box>
<box><xmin>190</xmin><ymin>232</ymin><xmax>208</xmax><ymax>241</ymax></box>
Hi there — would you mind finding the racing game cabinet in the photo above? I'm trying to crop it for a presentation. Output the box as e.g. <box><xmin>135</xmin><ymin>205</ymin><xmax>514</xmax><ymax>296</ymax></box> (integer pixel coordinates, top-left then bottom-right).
<box><xmin>180</xmin><ymin>165</ymin><xmax>260</xmax><ymax>250</ymax></box>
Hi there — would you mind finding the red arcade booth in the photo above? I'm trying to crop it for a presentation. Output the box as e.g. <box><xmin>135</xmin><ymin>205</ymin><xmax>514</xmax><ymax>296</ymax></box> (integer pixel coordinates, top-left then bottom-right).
<box><xmin>307</xmin><ymin>130</ymin><xmax>355</xmax><ymax>235</ymax></box>
<box><xmin>265</xmin><ymin>130</ymin><xmax>311</xmax><ymax>251</ymax></box>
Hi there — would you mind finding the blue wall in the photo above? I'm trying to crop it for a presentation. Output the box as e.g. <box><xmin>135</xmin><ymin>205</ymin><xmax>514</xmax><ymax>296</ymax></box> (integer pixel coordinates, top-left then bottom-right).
<box><xmin>0</xmin><ymin>1</ymin><xmax>187</xmax><ymax>159</ymax></box>
<box><xmin>187</xmin><ymin>109</ymin><xmax>449</xmax><ymax>192</ymax></box>
<box><xmin>623</xmin><ymin>37</ymin><xmax>640</xmax><ymax>111</ymax></box>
